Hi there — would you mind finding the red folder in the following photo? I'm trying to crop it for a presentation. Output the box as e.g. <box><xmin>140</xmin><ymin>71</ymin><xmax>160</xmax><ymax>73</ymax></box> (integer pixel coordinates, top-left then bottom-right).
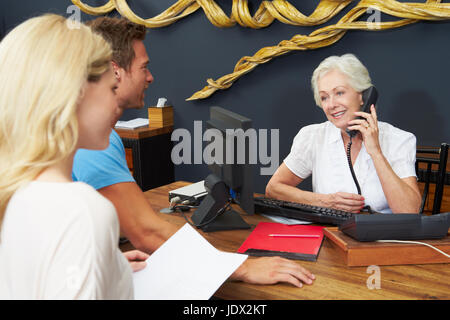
<box><xmin>238</xmin><ymin>222</ymin><xmax>325</xmax><ymax>261</ymax></box>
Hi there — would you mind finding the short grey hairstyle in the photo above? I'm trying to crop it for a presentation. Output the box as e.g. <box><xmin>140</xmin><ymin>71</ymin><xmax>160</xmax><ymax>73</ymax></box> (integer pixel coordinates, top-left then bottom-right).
<box><xmin>311</xmin><ymin>53</ymin><xmax>372</xmax><ymax>107</ymax></box>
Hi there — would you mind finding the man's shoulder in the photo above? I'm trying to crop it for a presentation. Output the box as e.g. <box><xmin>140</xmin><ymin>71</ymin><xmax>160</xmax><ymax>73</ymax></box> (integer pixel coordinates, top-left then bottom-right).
<box><xmin>109</xmin><ymin>129</ymin><xmax>124</xmax><ymax>147</ymax></box>
<box><xmin>75</xmin><ymin>131</ymin><xmax>123</xmax><ymax>162</ymax></box>
<box><xmin>72</xmin><ymin>130</ymin><xmax>134</xmax><ymax>188</ymax></box>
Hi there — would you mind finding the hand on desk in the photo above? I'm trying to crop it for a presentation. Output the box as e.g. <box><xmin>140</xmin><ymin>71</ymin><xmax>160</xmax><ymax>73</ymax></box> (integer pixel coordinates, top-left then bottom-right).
<box><xmin>232</xmin><ymin>256</ymin><xmax>315</xmax><ymax>288</ymax></box>
<box><xmin>123</xmin><ymin>250</ymin><xmax>150</xmax><ymax>272</ymax></box>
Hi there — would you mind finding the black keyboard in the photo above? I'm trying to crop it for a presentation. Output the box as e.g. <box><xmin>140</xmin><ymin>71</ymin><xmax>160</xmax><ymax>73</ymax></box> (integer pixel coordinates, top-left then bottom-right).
<box><xmin>254</xmin><ymin>196</ymin><xmax>355</xmax><ymax>225</ymax></box>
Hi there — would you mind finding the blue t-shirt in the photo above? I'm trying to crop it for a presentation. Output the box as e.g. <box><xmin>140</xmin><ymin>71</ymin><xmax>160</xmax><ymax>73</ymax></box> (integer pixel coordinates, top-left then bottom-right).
<box><xmin>72</xmin><ymin>130</ymin><xmax>135</xmax><ymax>190</ymax></box>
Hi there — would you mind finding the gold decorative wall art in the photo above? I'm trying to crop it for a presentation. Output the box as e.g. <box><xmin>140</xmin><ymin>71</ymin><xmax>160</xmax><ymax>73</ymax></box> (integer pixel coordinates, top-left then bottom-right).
<box><xmin>71</xmin><ymin>0</ymin><xmax>353</xmax><ymax>28</ymax></box>
<box><xmin>72</xmin><ymin>0</ymin><xmax>450</xmax><ymax>100</ymax></box>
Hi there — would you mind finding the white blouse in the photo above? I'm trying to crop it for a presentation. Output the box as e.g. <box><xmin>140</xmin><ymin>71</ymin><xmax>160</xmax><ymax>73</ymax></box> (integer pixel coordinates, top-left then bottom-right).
<box><xmin>283</xmin><ymin>121</ymin><xmax>417</xmax><ymax>213</ymax></box>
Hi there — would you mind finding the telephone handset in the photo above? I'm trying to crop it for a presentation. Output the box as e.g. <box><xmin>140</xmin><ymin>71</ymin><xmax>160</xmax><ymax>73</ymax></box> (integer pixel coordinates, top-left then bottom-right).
<box><xmin>344</xmin><ymin>86</ymin><xmax>378</xmax><ymax>212</ymax></box>
<box><xmin>346</xmin><ymin>86</ymin><xmax>378</xmax><ymax>137</ymax></box>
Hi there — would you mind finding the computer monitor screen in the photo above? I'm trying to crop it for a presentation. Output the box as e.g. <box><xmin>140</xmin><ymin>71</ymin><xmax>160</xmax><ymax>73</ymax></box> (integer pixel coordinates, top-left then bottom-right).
<box><xmin>191</xmin><ymin>106</ymin><xmax>255</xmax><ymax>232</ymax></box>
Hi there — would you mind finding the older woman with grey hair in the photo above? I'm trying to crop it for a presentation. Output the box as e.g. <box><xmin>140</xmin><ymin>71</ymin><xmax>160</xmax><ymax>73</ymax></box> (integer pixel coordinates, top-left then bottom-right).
<box><xmin>266</xmin><ymin>54</ymin><xmax>421</xmax><ymax>214</ymax></box>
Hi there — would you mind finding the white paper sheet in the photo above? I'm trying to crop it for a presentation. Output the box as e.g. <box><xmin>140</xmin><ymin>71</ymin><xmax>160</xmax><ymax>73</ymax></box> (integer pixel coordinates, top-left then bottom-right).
<box><xmin>115</xmin><ymin>118</ymin><xmax>149</xmax><ymax>129</ymax></box>
<box><xmin>132</xmin><ymin>223</ymin><xmax>248</xmax><ymax>300</ymax></box>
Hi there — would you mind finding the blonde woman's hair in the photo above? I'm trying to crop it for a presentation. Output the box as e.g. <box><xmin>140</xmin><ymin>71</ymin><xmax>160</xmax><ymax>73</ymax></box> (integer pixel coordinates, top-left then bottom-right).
<box><xmin>0</xmin><ymin>14</ymin><xmax>112</xmax><ymax>227</ymax></box>
<box><xmin>311</xmin><ymin>53</ymin><xmax>373</xmax><ymax>107</ymax></box>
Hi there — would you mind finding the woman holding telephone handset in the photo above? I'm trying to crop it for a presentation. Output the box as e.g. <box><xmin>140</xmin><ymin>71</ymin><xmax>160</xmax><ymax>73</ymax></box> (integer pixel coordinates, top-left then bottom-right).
<box><xmin>266</xmin><ymin>54</ymin><xmax>421</xmax><ymax>214</ymax></box>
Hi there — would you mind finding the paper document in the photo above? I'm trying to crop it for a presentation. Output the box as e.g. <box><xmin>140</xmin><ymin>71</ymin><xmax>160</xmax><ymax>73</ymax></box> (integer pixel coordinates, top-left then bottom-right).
<box><xmin>132</xmin><ymin>223</ymin><xmax>248</xmax><ymax>300</ymax></box>
<box><xmin>115</xmin><ymin>118</ymin><xmax>149</xmax><ymax>129</ymax></box>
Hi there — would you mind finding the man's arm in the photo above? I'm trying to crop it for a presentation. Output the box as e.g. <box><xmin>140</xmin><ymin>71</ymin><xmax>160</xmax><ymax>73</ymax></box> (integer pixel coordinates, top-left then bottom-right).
<box><xmin>101</xmin><ymin>181</ymin><xmax>316</xmax><ymax>287</ymax></box>
<box><xmin>99</xmin><ymin>181</ymin><xmax>179</xmax><ymax>253</ymax></box>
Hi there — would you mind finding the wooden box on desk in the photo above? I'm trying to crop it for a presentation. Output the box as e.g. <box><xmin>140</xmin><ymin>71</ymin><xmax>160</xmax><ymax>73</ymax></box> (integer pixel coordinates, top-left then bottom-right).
<box><xmin>148</xmin><ymin>106</ymin><xmax>173</xmax><ymax>127</ymax></box>
<box><xmin>324</xmin><ymin>227</ymin><xmax>450</xmax><ymax>266</ymax></box>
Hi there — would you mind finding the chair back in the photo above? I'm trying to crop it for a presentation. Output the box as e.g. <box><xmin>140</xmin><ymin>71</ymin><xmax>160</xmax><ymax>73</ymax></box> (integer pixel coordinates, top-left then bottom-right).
<box><xmin>416</xmin><ymin>143</ymin><xmax>449</xmax><ymax>214</ymax></box>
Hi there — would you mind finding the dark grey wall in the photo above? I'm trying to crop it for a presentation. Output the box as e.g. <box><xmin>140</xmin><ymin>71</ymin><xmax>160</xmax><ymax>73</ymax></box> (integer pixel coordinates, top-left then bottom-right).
<box><xmin>2</xmin><ymin>0</ymin><xmax>449</xmax><ymax>193</ymax></box>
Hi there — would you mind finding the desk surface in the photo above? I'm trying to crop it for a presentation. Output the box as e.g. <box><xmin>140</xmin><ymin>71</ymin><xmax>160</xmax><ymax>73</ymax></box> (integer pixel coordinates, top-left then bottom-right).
<box><xmin>115</xmin><ymin>125</ymin><xmax>173</xmax><ymax>140</ymax></box>
<box><xmin>139</xmin><ymin>181</ymin><xmax>450</xmax><ymax>300</ymax></box>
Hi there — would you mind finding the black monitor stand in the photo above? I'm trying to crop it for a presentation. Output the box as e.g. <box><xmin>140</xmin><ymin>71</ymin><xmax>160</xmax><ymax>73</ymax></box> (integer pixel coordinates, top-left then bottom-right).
<box><xmin>191</xmin><ymin>174</ymin><xmax>251</xmax><ymax>232</ymax></box>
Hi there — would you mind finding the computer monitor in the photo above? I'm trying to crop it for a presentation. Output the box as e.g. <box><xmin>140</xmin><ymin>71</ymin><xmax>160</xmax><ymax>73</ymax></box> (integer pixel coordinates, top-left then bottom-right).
<box><xmin>191</xmin><ymin>106</ymin><xmax>255</xmax><ymax>232</ymax></box>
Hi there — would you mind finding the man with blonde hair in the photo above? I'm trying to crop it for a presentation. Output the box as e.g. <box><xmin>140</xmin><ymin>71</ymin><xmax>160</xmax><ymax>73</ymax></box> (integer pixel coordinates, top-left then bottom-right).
<box><xmin>73</xmin><ymin>17</ymin><xmax>316</xmax><ymax>288</ymax></box>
